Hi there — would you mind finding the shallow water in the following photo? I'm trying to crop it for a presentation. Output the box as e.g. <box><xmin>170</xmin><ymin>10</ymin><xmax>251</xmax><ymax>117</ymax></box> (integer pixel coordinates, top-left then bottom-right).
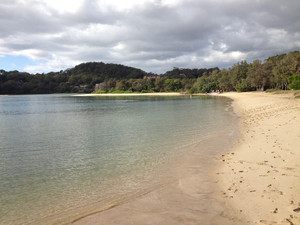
<box><xmin>0</xmin><ymin>94</ymin><xmax>238</xmax><ymax>225</ymax></box>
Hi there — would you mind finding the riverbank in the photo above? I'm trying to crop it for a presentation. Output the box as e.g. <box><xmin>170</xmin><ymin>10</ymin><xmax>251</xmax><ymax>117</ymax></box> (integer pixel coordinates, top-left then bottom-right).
<box><xmin>215</xmin><ymin>91</ymin><xmax>300</xmax><ymax>224</ymax></box>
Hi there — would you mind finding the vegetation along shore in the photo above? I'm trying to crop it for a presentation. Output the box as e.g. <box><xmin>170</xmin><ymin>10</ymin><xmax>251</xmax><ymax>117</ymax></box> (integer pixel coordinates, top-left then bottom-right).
<box><xmin>1</xmin><ymin>51</ymin><xmax>299</xmax><ymax>95</ymax></box>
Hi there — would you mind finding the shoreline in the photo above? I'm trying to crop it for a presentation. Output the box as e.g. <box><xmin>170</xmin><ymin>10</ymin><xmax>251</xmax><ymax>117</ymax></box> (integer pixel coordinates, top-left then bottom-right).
<box><xmin>71</xmin><ymin>91</ymin><xmax>300</xmax><ymax>225</ymax></box>
<box><xmin>74</xmin><ymin>92</ymin><xmax>184</xmax><ymax>97</ymax></box>
<box><xmin>215</xmin><ymin>92</ymin><xmax>300</xmax><ymax>224</ymax></box>
<box><xmin>71</xmin><ymin>95</ymin><xmax>238</xmax><ymax>225</ymax></box>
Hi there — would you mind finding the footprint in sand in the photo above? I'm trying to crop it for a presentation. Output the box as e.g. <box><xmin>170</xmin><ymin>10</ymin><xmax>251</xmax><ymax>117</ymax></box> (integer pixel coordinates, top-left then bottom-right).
<box><xmin>259</xmin><ymin>219</ymin><xmax>277</xmax><ymax>224</ymax></box>
<box><xmin>286</xmin><ymin>218</ymin><xmax>295</xmax><ymax>225</ymax></box>
<box><xmin>293</xmin><ymin>207</ymin><xmax>300</xmax><ymax>212</ymax></box>
<box><xmin>284</xmin><ymin>167</ymin><xmax>294</xmax><ymax>171</ymax></box>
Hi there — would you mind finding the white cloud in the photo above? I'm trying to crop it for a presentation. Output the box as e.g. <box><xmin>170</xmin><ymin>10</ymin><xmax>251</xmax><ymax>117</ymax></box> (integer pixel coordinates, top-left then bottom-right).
<box><xmin>161</xmin><ymin>0</ymin><xmax>183</xmax><ymax>7</ymax></box>
<box><xmin>98</xmin><ymin>0</ymin><xmax>157</xmax><ymax>11</ymax></box>
<box><xmin>113</xmin><ymin>42</ymin><xmax>126</xmax><ymax>51</ymax></box>
<box><xmin>42</xmin><ymin>0</ymin><xmax>85</xmax><ymax>13</ymax></box>
<box><xmin>203</xmin><ymin>49</ymin><xmax>246</xmax><ymax>65</ymax></box>
<box><xmin>24</xmin><ymin>54</ymin><xmax>81</xmax><ymax>73</ymax></box>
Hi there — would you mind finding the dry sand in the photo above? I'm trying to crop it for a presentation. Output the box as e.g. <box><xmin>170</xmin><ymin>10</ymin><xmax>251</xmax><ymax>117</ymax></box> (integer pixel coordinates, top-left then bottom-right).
<box><xmin>216</xmin><ymin>91</ymin><xmax>300</xmax><ymax>225</ymax></box>
<box><xmin>75</xmin><ymin>92</ymin><xmax>184</xmax><ymax>97</ymax></box>
<box><xmin>72</xmin><ymin>91</ymin><xmax>300</xmax><ymax>225</ymax></box>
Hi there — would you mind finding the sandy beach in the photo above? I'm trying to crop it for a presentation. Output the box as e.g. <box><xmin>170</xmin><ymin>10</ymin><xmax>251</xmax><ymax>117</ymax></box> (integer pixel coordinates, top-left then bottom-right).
<box><xmin>72</xmin><ymin>91</ymin><xmax>300</xmax><ymax>225</ymax></box>
<box><xmin>215</xmin><ymin>91</ymin><xmax>300</xmax><ymax>224</ymax></box>
<box><xmin>75</xmin><ymin>92</ymin><xmax>184</xmax><ymax>97</ymax></box>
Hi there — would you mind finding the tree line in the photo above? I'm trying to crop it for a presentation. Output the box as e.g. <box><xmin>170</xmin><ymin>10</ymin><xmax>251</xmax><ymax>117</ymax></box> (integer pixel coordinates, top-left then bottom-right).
<box><xmin>93</xmin><ymin>51</ymin><xmax>300</xmax><ymax>93</ymax></box>
<box><xmin>0</xmin><ymin>51</ymin><xmax>299</xmax><ymax>95</ymax></box>
<box><xmin>198</xmin><ymin>50</ymin><xmax>300</xmax><ymax>93</ymax></box>
<box><xmin>0</xmin><ymin>62</ymin><xmax>147</xmax><ymax>94</ymax></box>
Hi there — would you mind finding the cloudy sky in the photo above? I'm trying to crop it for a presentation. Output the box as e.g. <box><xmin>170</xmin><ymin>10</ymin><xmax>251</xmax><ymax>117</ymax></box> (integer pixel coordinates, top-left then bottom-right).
<box><xmin>0</xmin><ymin>0</ymin><xmax>300</xmax><ymax>74</ymax></box>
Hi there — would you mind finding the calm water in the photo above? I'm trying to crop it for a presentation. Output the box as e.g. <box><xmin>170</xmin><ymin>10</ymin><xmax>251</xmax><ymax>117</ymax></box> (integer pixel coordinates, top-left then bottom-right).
<box><xmin>0</xmin><ymin>94</ymin><xmax>237</xmax><ymax>225</ymax></box>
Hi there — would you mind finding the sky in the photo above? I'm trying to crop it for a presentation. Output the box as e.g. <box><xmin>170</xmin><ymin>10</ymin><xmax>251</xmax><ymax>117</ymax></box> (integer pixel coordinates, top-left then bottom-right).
<box><xmin>0</xmin><ymin>0</ymin><xmax>300</xmax><ymax>74</ymax></box>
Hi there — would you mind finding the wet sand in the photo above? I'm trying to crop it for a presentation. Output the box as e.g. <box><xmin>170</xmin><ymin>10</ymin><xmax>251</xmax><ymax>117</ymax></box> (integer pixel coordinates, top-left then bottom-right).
<box><xmin>71</xmin><ymin>132</ymin><xmax>236</xmax><ymax>225</ymax></box>
<box><xmin>72</xmin><ymin>91</ymin><xmax>300</xmax><ymax>225</ymax></box>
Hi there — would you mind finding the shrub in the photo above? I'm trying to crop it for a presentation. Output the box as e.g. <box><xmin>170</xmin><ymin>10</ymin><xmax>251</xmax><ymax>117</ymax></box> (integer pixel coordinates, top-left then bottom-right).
<box><xmin>288</xmin><ymin>74</ymin><xmax>300</xmax><ymax>90</ymax></box>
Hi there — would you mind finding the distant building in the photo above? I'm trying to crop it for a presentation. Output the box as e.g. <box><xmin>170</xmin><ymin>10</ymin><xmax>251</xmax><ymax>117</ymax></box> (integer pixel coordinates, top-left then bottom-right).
<box><xmin>74</xmin><ymin>84</ymin><xmax>88</xmax><ymax>93</ymax></box>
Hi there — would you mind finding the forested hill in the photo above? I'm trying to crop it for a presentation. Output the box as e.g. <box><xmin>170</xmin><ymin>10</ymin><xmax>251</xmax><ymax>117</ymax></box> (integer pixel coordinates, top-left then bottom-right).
<box><xmin>0</xmin><ymin>51</ymin><xmax>300</xmax><ymax>94</ymax></box>
<box><xmin>0</xmin><ymin>61</ymin><xmax>217</xmax><ymax>94</ymax></box>
<box><xmin>69</xmin><ymin>62</ymin><xmax>147</xmax><ymax>80</ymax></box>
<box><xmin>164</xmin><ymin>67</ymin><xmax>219</xmax><ymax>78</ymax></box>
<box><xmin>0</xmin><ymin>62</ymin><xmax>148</xmax><ymax>94</ymax></box>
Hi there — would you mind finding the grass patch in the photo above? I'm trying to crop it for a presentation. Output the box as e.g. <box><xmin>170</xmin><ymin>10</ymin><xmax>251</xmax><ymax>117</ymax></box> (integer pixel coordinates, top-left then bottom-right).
<box><xmin>109</xmin><ymin>90</ymin><xmax>134</xmax><ymax>94</ymax></box>
<box><xmin>265</xmin><ymin>89</ymin><xmax>300</xmax><ymax>98</ymax></box>
<box><xmin>92</xmin><ymin>91</ymin><xmax>107</xmax><ymax>94</ymax></box>
<box><xmin>265</xmin><ymin>89</ymin><xmax>278</xmax><ymax>93</ymax></box>
<box><xmin>265</xmin><ymin>89</ymin><xmax>291</xmax><ymax>94</ymax></box>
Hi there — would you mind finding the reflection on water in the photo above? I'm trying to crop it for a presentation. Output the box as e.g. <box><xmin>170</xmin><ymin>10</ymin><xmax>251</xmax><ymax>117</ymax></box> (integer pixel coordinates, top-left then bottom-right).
<box><xmin>0</xmin><ymin>94</ymin><xmax>237</xmax><ymax>225</ymax></box>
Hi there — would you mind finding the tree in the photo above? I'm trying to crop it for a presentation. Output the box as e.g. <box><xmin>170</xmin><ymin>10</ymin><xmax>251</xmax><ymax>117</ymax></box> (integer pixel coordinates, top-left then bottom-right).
<box><xmin>132</xmin><ymin>79</ymin><xmax>147</xmax><ymax>92</ymax></box>
<box><xmin>115</xmin><ymin>80</ymin><xmax>129</xmax><ymax>91</ymax></box>
<box><xmin>247</xmin><ymin>60</ymin><xmax>270</xmax><ymax>91</ymax></box>
<box><xmin>218</xmin><ymin>70</ymin><xmax>234</xmax><ymax>91</ymax></box>
<box><xmin>2</xmin><ymin>80</ymin><xmax>20</xmax><ymax>94</ymax></box>
<box><xmin>146</xmin><ymin>78</ymin><xmax>155</xmax><ymax>92</ymax></box>
<box><xmin>271</xmin><ymin>52</ymin><xmax>299</xmax><ymax>90</ymax></box>
<box><xmin>228</xmin><ymin>61</ymin><xmax>249</xmax><ymax>90</ymax></box>
<box><xmin>194</xmin><ymin>76</ymin><xmax>218</xmax><ymax>93</ymax></box>
<box><xmin>165</xmin><ymin>79</ymin><xmax>182</xmax><ymax>92</ymax></box>
<box><xmin>154</xmin><ymin>78</ymin><xmax>166</xmax><ymax>92</ymax></box>
<box><xmin>181</xmin><ymin>78</ymin><xmax>196</xmax><ymax>91</ymax></box>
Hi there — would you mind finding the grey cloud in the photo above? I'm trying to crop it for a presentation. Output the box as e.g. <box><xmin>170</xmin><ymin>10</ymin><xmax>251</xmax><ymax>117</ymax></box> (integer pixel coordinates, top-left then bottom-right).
<box><xmin>65</xmin><ymin>0</ymin><xmax>121</xmax><ymax>25</ymax></box>
<box><xmin>0</xmin><ymin>2</ymin><xmax>63</xmax><ymax>37</ymax></box>
<box><xmin>1</xmin><ymin>0</ymin><xmax>300</xmax><ymax>73</ymax></box>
